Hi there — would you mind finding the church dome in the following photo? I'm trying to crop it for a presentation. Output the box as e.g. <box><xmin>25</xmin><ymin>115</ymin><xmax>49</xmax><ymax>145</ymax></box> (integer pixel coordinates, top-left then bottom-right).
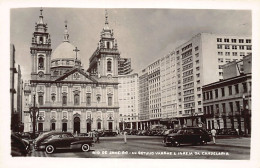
<box><xmin>51</xmin><ymin>42</ymin><xmax>80</xmax><ymax>60</ymax></box>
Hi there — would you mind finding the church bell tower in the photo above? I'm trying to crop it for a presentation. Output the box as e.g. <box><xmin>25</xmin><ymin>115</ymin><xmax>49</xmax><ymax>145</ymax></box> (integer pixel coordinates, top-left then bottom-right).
<box><xmin>88</xmin><ymin>10</ymin><xmax>120</xmax><ymax>79</ymax></box>
<box><xmin>30</xmin><ymin>8</ymin><xmax>52</xmax><ymax>80</ymax></box>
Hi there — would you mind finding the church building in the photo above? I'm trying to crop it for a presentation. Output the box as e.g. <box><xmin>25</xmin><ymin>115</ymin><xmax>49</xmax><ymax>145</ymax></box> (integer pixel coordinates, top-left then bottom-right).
<box><xmin>24</xmin><ymin>9</ymin><xmax>120</xmax><ymax>133</ymax></box>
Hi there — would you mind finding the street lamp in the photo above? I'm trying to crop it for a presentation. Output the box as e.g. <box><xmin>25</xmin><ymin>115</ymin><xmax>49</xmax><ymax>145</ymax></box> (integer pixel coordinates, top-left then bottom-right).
<box><xmin>190</xmin><ymin>107</ymin><xmax>198</xmax><ymax>127</ymax></box>
<box><xmin>28</xmin><ymin>90</ymin><xmax>39</xmax><ymax>139</ymax></box>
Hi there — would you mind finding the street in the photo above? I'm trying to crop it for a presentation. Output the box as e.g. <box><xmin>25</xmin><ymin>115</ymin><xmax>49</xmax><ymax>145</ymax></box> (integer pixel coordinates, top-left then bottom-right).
<box><xmin>28</xmin><ymin>135</ymin><xmax>250</xmax><ymax>159</ymax></box>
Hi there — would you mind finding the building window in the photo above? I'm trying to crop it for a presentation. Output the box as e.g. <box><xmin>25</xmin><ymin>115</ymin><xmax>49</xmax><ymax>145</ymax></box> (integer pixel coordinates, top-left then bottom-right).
<box><xmin>235</xmin><ymin>84</ymin><xmax>239</xmax><ymax>94</ymax></box>
<box><xmin>225</xmin><ymin>52</ymin><xmax>230</xmax><ymax>56</ymax></box>
<box><xmin>38</xmin><ymin>57</ymin><xmax>44</xmax><ymax>69</ymax></box>
<box><xmin>195</xmin><ymin>46</ymin><xmax>199</xmax><ymax>51</ymax></box>
<box><xmin>215</xmin><ymin>89</ymin><xmax>218</xmax><ymax>98</ymax></box>
<box><xmin>108</xmin><ymin>96</ymin><xmax>112</xmax><ymax>106</ymax></box>
<box><xmin>231</xmin><ymin>39</ymin><xmax>237</xmax><ymax>43</ymax></box>
<box><xmin>225</xmin><ymin>45</ymin><xmax>230</xmax><ymax>49</ymax></box>
<box><xmin>239</xmin><ymin>39</ymin><xmax>244</xmax><ymax>43</ymax></box>
<box><xmin>218</xmin><ymin>52</ymin><xmax>223</xmax><ymax>56</ymax></box>
<box><xmin>229</xmin><ymin>102</ymin><xmax>233</xmax><ymax>113</ymax></box>
<box><xmin>217</xmin><ymin>38</ymin><xmax>222</xmax><ymax>42</ymax></box>
<box><xmin>246</xmin><ymin>39</ymin><xmax>251</xmax><ymax>43</ymax></box>
<box><xmin>232</xmin><ymin>45</ymin><xmax>237</xmax><ymax>50</ymax></box>
<box><xmin>235</xmin><ymin>101</ymin><xmax>240</xmax><ymax>112</ymax></box>
<box><xmin>51</xmin><ymin>95</ymin><xmax>56</xmax><ymax>102</ymax></box>
<box><xmin>107</xmin><ymin>42</ymin><xmax>110</xmax><ymax>49</ymax></box>
<box><xmin>107</xmin><ymin>60</ymin><xmax>112</xmax><ymax>72</ymax></box>
<box><xmin>221</xmin><ymin>88</ymin><xmax>225</xmax><ymax>97</ymax></box>
<box><xmin>97</xmin><ymin>96</ymin><xmax>101</xmax><ymax>103</ymax></box>
<box><xmin>216</xmin><ymin>104</ymin><xmax>219</xmax><ymax>114</ymax></box>
<box><xmin>217</xmin><ymin>44</ymin><xmax>222</xmax><ymax>49</ymax></box>
<box><xmin>86</xmin><ymin>94</ymin><xmax>91</xmax><ymax>106</ymax></box>
<box><xmin>224</xmin><ymin>38</ymin><xmax>229</xmax><ymax>43</ymax></box>
<box><xmin>97</xmin><ymin>122</ymin><xmax>101</xmax><ymax>129</ymax></box>
<box><xmin>62</xmin><ymin>95</ymin><xmax>67</xmax><ymax>105</ymax></box>
<box><xmin>239</xmin><ymin>46</ymin><xmax>244</xmax><ymax>50</ymax></box>
<box><xmin>242</xmin><ymin>82</ymin><xmax>248</xmax><ymax>93</ymax></box>
<box><xmin>222</xmin><ymin>103</ymin><xmax>226</xmax><ymax>113</ymax></box>
<box><xmin>228</xmin><ymin>86</ymin><xmax>232</xmax><ymax>95</ymax></box>
<box><xmin>232</xmin><ymin>52</ymin><xmax>238</xmax><ymax>56</ymax></box>
<box><xmin>74</xmin><ymin>94</ymin><xmax>80</xmax><ymax>105</ymax></box>
<box><xmin>51</xmin><ymin>123</ymin><xmax>55</xmax><ymax>131</ymax></box>
<box><xmin>38</xmin><ymin>95</ymin><xmax>43</xmax><ymax>105</ymax></box>
<box><xmin>246</xmin><ymin>46</ymin><xmax>252</xmax><ymax>50</ymax></box>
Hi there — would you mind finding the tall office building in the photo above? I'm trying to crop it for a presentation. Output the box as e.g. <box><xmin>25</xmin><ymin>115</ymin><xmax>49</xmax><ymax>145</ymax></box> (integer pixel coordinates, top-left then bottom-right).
<box><xmin>175</xmin><ymin>33</ymin><xmax>252</xmax><ymax>127</ymax></box>
<box><xmin>118</xmin><ymin>73</ymin><xmax>139</xmax><ymax>130</ymax></box>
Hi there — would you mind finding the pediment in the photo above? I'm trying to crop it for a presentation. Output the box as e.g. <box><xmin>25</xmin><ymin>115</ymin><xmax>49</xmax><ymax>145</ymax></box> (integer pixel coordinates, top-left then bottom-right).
<box><xmin>55</xmin><ymin>68</ymin><xmax>97</xmax><ymax>83</ymax></box>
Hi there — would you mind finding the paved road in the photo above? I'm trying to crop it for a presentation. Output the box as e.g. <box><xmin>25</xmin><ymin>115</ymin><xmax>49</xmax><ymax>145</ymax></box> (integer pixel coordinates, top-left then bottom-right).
<box><xmin>28</xmin><ymin>135</ymin><xmax>250</xmax><ymax>159</ymax></box>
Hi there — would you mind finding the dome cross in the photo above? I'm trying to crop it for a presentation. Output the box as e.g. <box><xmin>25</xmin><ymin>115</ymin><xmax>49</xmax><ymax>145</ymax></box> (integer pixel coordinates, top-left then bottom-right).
<box><xmin>73</xmin><ymin>47</ymin><xmax>80</xmax><ymax>60</ymax></box>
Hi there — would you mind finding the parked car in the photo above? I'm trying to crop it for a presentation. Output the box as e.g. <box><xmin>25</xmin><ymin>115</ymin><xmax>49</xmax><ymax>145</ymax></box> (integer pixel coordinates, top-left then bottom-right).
<box><xmin>217</xmin><ymin>128</ymin><xmax>238</xmax><ymax>135</ymax></box>
<box><xmin>164</xmin><ymin>127</ymin><xmax>211</xmax><ymax>147</ymax></box>
<box><xmin>101</xmin><ymin>130</ymin><xmax>118</xmax><ymax>137</ymax></box>
<box><xmin>34</xmin><ymin>131</ymin><xmax>94</xmax><ymax>154</ymax></box>
<box><xmin>11</xmin><ymin>133</ymin><xmax>31</xmax><ymax>156</ymax></box>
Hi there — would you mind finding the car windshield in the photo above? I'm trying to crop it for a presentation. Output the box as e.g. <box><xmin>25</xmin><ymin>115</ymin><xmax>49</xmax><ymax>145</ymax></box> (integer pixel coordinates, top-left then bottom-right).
<box><xmin>35</xmin><ymin>132</ymin><xmax>53</xmax><ymax>141</ymax></box>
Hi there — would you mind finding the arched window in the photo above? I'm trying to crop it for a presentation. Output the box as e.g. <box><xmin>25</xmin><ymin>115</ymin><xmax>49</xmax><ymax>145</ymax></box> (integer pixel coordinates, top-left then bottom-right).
<box><xmin>38</xmin><ymin>95</ymin><xmax>43</xmax><ymax>105</ymax></box>
<box><xmin>38</xmin><ymin>57</ymin><xmax>44</xmax><ymax>69</ymax></box>
<box><xmin>51</xmin><ymin>95</ymin><xmax>56</xmax><ymax>102</ymax></box>
<box><xmin>62</xmin><ymin>95</ymin><xmax>67</xmax><ymax>105</ymax></box>
<box><xmin>39</xmin><ymin>37</ymin><xmax>43</xmax><ymax>44</ymax></box>
<box><xmin>74</xmin><ymin>94</ymin><xmax>80</xmax><ymax>105</ymax></box>
<box><xmin>108</xmin><ymin>96</ymin><xmax>112</xmax><ymax>106</ymax></box>
<box><xmin>97</xmin><ymin>122</ymin><xmax>101</xmax><ymax>129</ymax></box>
<box><xmin>97</xmin><ymin>96</ymin><xmax>101</xmax><ymax>103</ymax></box>
<box><xmin>107</xmin><ymin>60</ymin><xmax>112</xmax><ymax>72</ymax></box>
<box><xmin>86</xmin><ymin>93</ymin><xmax>91</xmax><ymax>106</ymax></box>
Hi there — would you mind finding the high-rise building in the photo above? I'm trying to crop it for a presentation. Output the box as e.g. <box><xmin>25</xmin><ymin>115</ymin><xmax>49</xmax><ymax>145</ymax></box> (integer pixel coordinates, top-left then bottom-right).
<box><xmin>118</xmin><ymin>73</ymin><xmax>139</xmax><ymax>130</ymax></box>
<box><xmin>118</xmin><ymin>58</ymin><xmax>133</xmax><ymax>75</ymax></box>
<box><xmin>175</xmin><ymin>33</ymin><xmax>252</xmax><ymax>127</ymax></box>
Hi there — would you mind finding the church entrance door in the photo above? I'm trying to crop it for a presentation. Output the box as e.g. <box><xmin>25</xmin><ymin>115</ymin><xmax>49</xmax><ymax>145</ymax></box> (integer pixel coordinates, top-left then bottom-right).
<box><xmin>87</xmin><ymin>122</ymin><xmax>91</xmax><ymax>132</ymax></box>
<box><xmin>108</xmin><ymin>122</ymin><xmax>113</xmax><ymax>130</ymax></box>
<box><xmin>74</xmin><ymin>117</ymin><xmax>80</xmax><ymax>133</ymax></box>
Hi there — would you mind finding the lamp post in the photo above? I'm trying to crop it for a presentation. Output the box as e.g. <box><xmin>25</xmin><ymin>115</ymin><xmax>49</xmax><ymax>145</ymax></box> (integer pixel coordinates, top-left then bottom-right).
<box><xmin>190</xmin><ymin>107</ymin><xmax>198</xmax><ymax>127</ymax></box>
<box><xmin>29</xmin><ymin>91</ymin><xmax>39</xmax><ymax>139</ymax></box>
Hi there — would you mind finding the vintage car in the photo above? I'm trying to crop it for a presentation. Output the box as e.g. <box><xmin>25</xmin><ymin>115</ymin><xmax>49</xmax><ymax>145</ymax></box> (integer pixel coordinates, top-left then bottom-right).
<box><xmin>164</xmin><ymin>127</ymin><xmax>211</xmax><ymax>147</ymax></box>
<box><xmin>11</xmin><ymin>133</ymin><xmax>31</xmax><ymax>156</ymax></box>
<box><xmin>34</xmin><ymin>131</ymin><xmax>94</xmax><ymax>154</ymax></box>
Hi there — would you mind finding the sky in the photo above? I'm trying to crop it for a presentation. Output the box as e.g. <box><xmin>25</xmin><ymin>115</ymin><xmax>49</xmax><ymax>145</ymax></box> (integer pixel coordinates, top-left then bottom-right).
<box><xmin>10</xmin><ymin>8</ymin><xmax>252</xmax><ymax>81</ymax></box>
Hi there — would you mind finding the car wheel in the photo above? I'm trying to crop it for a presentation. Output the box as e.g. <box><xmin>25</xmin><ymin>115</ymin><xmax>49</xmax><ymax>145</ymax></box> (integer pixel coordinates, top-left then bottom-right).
<box><xmin>81</xmin><ymin>144</ymin><xmax>90</xmax><ymax>152</ymax></box>
<box><xmin>45</xmin><ymin>145</ymin><xmax>55</xmax><ymax>154</ymax></box>
<box><xmin>200</xmin><ymin>140</ymin><xmax>207</xmax><ymax>145</ymax></box>
<box><xmin>173</xmin><ymin>141</ymin><xmax>180</xmax><ymax>147</ymax></box>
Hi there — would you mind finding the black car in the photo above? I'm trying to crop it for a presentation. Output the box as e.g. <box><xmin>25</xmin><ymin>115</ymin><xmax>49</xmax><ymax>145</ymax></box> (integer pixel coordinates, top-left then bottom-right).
<box><xmin>164</xmin><ymin>127</ymin><xmax>211</xmax><ymax>147</ymax></box>
<box><xmin>11</xmin><ymin>133</ymin><xmax>31</xmax><ymax>156</ymax></box>
<box><xmin>34</xmin><ymin>131</ymin><xmax>94</xmax><ymax>154</ymax></box>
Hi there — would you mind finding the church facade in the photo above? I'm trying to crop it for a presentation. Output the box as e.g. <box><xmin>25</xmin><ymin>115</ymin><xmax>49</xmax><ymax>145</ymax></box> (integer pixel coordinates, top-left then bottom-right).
<box><xmin>24</xmin><ymin>9</ymin><xmax>120</xmax><ymax>133</ymax></box>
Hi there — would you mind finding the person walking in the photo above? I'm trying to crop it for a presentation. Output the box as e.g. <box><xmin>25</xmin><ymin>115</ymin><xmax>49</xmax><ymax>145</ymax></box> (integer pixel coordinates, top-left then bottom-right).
<box><xmin>96</xmin><ymin>131</ymin><xmax>100</xmax><ymax>143</ymax></box>
<box><xmin>211</xmin><ymin>128</ymin><xmax>217</xmax><ymax>144</ymax></box>
<box><xmin>123</xmin><ymin>131</ymin><xmax>127</xmax><ymax>144</ymax></box>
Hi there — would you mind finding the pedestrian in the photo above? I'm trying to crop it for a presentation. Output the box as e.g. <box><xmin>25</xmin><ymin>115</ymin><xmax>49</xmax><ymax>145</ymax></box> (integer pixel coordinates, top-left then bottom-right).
<box><xmin>96</xmin><ymin>131</ymin><xmax>100</xmax><ymax>143</ymax></box>
<box><xmin>123</xmin><ymin>131</ymin><xmax>127</xmax><ymax>144</ymax></box>
<box><xmin>211</xmin><ymin>128</ymin><xmax>217</xmax><ymax>144</ymax></box>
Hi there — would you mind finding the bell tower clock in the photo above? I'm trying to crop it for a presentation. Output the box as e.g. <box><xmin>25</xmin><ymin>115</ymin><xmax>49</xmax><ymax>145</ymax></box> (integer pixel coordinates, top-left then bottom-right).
<box><xmin>30</xmin><ymin>8</ymin><xmax>52</xmax><ymax>80</ymax></box>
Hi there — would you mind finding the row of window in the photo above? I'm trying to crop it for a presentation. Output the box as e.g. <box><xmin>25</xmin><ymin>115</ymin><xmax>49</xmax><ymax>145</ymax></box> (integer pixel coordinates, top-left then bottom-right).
<box><xmin>38</xmin><ymin>94</ymin><xmax>113</xmax><ymax>106</ymax></box>
<box><xmin>217</xmin><ymin>38</ymin><xmax>251</xmax><ymax>43</ymax></box>
<box><xmin>217</xmin><ymin>44</ymin><xmax>252</xmax><ymax>50</ymax></box>
<box><xmin>203</xmin><ymin>82</ymin><xmax>249</xmax><ymax>101</ymax></box>
<box><xmin>204</xmin><ymin>100</ymin><xmax>248</xmax><ymax>115</ymax></box>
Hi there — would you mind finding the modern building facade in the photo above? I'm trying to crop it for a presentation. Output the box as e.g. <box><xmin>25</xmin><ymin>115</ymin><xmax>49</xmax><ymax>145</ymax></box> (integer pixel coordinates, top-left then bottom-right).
<box><xmin>118</xmin><ymin>58</ymin><xmax>133</xmax><ymax>75</ymax></box>
<box><xmin>202</xmin><ymin>54</ymin><xmax>251</xmax><ymax>134</ymax></box>
<box><xmin>118</xmin><ymin>73</ymin><xmax>139</xmax><ymax>130</ymax></box>
<box><xmin>175</xmin><ymin>33</ymin><xmax>252</xmax><ymax>127</ymax></box>
<box><xmin>160</xmin><ymin>51</ymin><xmax>178</xmax><ymax>128</ymax></box>
<box><xmin>10</xmin><ymin>44</ymin><xmax>24</xmax><ymax>132</ymax></box>
<box><xmin>24</xmin><ymin>9</ymin><xmax>120</xmax><ymax>133</ymax></box>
